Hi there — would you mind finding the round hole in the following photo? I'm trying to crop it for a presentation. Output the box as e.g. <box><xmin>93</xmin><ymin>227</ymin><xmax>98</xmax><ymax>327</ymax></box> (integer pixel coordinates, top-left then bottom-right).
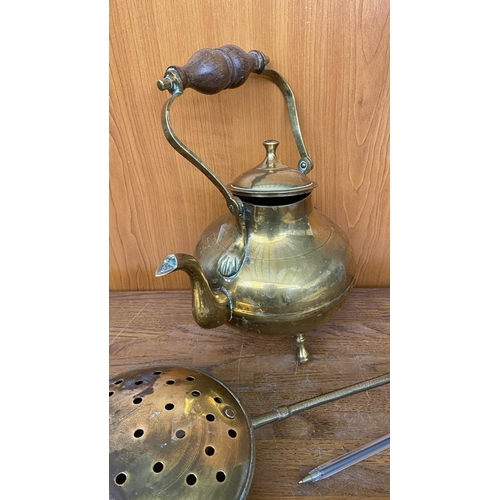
<box><xmin>206</xmin><ymin>414</ymin><xmax>215</xmax><ymax>422</ymax></box>
<box><xmin>214</xmin><ymin>397</ymin><xmax>223</xmax><ymax>404</ymax></box>
<box><xmin>134</xmin><ymin>429</ymin><xmax>144</xmax><ymax>438</ymax></box>
<box><xmin>135</xmin><ymin>380</ymin><xmax>143</xmax><ymax>385</ymax></box>
<box><xmin>133</xmin><ymin>397</ymin><xmax>143</xmax><ymax>404</ymax></box>
<box><xmin>205</xmin><ymin>446</ymin><xmax>215</xmax><ymax>456</ymax></box>
<box><xmin>165</xmin><ymin>403</ymin><xmax>175</xmax><ymax>411</ymax></box>
<box><xmin>228</xmin><ymin>429</ymin><xmax>237</xmax><ymax>438</ymax></box>
<box><xmin>191</xmin><ymin>390</ymin><xmax>201</xmax><ymax>397</ymax></box>
<box><xmin>114</xmin><ymin>379</ymin><xmax>123</xmax><ymax>385</ymax></box>
<box><xmin>166</xmin><ymin>379</ymin><xmax>175</xmax><ymax>385</ymax></box>
<box><xmin>153</xmin><ymin>462</ymin><xmax>164</xmax><ymax>473</ymax></box>
<box><xmin>153</xmin><ymin>371</ymin><xmax>161</xmax><ymax>375</ymax></box>
<box><xmin>186</xmin><ymin>376</ymin><xmax>195</xmax><ymax>381</ymax></box>
<box><xmin>176</xmin><ymin>429</ymin><xmax>186</xmax><ymax>439</ymax></box>
<box><xmin>115</xmin><ymin>473</ymin><xmax>127</xmax><ymax>485</ymax></box>
<box><xmin>109</xmin><ymin>391</ymin><xmax>114</xmax><ymax>397</ymax></box>
<box><xmin>216</xmin><ymin>471</ymin><xmax>226</xmax><ymax>483</ymax></box>
<box><xmin>186</xmin><ymin>474</ymin><xmax>197</xmax><ymax>486</ymax></box>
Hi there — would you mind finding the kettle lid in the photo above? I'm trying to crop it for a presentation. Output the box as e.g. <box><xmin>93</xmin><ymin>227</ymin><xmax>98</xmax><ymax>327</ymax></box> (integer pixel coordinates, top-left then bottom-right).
<box><xmin>229</xmin><ymin>140</ymin><xmax>317</xmax><ymax>198</ymax></box>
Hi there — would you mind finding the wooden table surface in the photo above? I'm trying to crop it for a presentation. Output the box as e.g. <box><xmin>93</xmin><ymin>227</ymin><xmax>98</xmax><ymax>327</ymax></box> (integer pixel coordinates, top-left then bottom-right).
<box><xmin>109</xmin><ymin>288</ymin><xmax>390</xmax><ymax>499</ymax></box>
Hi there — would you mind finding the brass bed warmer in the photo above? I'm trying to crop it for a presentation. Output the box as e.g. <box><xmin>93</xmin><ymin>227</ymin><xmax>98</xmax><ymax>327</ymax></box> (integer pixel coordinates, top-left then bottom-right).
<box><xmin>155</xmin><ymin>45</ymin><xmax>356</xmax><ymax>363</ymax></box>
<box><xmin>109</xmin><ymin>366</ymin><xmax>389</xmax><ymax>500</ymax></box>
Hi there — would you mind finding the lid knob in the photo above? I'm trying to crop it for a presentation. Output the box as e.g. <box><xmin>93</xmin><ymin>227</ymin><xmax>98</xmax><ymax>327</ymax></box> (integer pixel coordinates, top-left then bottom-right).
<box><xmin>263</xmin><ymin>140</ymin><xmax>279</xmax><ymax>168</ymax></box>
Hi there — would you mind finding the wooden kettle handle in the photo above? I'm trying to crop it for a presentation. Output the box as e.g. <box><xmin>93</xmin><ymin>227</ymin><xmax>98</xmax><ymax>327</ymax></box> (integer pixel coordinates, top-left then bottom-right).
<box><xmin>160</xmin><ymin>45</ymin><xmax>269</xmax><ymax>95</ymax></box>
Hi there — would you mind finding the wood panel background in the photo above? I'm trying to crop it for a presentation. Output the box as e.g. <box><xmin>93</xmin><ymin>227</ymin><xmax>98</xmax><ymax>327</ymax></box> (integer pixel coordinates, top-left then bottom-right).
<box><xmin>109</xmin><ymin>0</ymin><xmax>390</xmax><ymax>291</ymax></box>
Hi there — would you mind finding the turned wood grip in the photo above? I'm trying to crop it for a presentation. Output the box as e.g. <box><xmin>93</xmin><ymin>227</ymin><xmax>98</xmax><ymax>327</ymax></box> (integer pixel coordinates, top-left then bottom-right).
<box><xmin>169</xmin><ymin>45</ymin><xmax>268</xmax><ymax>95</ymax></box>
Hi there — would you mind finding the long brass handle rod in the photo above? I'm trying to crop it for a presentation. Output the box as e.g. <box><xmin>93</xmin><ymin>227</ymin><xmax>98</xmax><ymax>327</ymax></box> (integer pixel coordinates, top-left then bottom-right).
<box><xmin>251</xmin><ymin>373</ymin><xmax>390</xmax><ymax>429</ymax></box>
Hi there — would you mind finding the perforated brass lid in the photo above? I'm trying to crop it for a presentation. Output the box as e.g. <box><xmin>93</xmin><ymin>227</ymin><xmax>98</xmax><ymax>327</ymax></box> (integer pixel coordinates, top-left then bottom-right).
<box><xmin>229</xmin><ymin>140</ymin><xmax>317</xmax><ymax>198</ymax></box>
<box><xmin>109</xmin><ymin>367</ymin><xmax>254</xmax><ymax>500</ymax></box>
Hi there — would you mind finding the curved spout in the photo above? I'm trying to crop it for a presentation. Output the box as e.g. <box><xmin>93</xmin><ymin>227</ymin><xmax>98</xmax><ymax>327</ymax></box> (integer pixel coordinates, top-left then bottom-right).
<box><xmin>156</xmin><ymin>253</ymin><xmax>231</xmax><ymax>329</ymax></box>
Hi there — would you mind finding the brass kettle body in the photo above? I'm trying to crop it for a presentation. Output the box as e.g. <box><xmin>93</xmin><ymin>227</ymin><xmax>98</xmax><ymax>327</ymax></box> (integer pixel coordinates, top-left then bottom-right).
<box><xmin>157</xmin><ymin>191</ymin><xmax>355</xmax><ymax>337</ymax></box>
<box><xmin>155</xmin><ymin>45</ymin><xmax>356</xmax><ymax>362</ymax></box>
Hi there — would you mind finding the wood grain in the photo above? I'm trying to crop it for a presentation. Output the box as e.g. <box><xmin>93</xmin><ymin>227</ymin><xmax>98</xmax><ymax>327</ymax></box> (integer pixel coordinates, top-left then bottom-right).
<box><xmin>110</xmin><ymin>288</ymin><xmax>390</xmax><ymax>498</ymax></box>
<box><xmin>109</xmin><ymin>0</ymin><xmax>390</xmax><ymax>291</ymax></box>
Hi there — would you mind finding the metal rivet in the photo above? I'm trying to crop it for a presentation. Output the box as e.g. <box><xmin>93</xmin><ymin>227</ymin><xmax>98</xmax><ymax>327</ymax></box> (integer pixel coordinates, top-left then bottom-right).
<box><xmin>224</xmin><ymin>407</ymin><xmax>236</xmax><ymax>419</ymax></box>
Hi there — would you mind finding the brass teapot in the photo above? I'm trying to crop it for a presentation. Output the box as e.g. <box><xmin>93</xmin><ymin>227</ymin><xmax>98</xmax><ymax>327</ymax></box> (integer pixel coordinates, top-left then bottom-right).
<box><xmin>156</xmin><ymin>45</ymin><xmax>355</xmax><ymax>362</ymax></box>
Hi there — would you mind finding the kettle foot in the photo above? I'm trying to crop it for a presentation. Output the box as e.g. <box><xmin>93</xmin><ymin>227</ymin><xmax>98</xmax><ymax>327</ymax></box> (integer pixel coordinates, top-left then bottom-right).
<box><xmin>295</xmin><ymin>334</ymin><xmax>310</xmax><ymax>364</ymax></box>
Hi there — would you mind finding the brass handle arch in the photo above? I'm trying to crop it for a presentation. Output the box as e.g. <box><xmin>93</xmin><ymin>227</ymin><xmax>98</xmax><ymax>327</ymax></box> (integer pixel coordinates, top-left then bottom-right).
<box><xmin>158</xmin><ymin>44</ymin><xmax>314</xmax><ymax>220</ymax></box>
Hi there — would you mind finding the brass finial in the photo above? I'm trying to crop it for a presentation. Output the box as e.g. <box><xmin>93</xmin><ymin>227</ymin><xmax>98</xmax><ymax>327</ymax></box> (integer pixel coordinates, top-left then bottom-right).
<box><xmin>263</xmin><ymin>139</ymin><xmax>279</xmax><ymax>168</ymax></box>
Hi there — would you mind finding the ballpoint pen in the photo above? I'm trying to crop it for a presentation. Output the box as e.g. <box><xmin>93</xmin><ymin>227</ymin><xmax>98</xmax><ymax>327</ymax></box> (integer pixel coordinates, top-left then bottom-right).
<box><xmin>298</xmin><ymin>433</ymin><xmax>390</xmax><ymax>484</ymax></box>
